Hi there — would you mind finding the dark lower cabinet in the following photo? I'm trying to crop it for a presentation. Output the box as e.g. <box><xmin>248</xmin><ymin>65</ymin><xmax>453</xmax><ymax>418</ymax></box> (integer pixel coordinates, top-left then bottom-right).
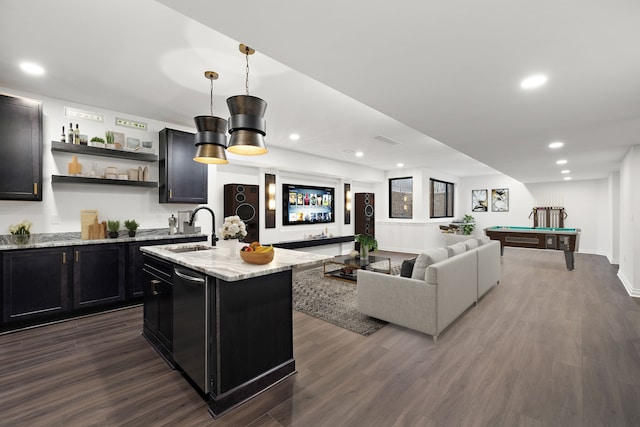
<box><xmin>142</xmin><ymin>254</ymin><xmax>174</xmax><ymax>365</ymax></box>
<box><xmin>73</xmin><ymin>244</ymin><xmax>125</xmax><ymax>309</ymax></box>
<box><xmin>2</xmin><ymin>247</ymin><xmax>71</xmax><ymax>323</ymax></box>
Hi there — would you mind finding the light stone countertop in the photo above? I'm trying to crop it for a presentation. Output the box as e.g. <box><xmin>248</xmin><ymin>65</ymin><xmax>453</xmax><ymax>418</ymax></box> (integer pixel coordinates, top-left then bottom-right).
<box><xmin>0</xmin><ymin>229</ymin><xmax>206</xmax><ymax>251</ymax></box>
<box><xmin>140</xmin><ymin>239</ymin><xmax>332</xmax><ymax>282</ymax></box>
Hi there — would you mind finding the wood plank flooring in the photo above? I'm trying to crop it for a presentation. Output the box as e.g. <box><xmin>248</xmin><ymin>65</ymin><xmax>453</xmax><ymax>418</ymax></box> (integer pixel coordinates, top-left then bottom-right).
<box><xmin>1</xmin><ymin>248</ymin><xmax>639</xmax><ymax>426</ymax></box>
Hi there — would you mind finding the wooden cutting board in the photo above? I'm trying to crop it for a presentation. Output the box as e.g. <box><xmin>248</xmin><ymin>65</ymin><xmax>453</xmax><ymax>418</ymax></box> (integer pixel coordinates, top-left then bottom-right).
<box><xmin>88</xmin><ymin>218</ymin><xmax>106</xmax><ymax>239</ymax></box>
<box><xmin>81</xmin><ymin>210</ymin><xmax>98</xmax><ymax>240</ymax></box>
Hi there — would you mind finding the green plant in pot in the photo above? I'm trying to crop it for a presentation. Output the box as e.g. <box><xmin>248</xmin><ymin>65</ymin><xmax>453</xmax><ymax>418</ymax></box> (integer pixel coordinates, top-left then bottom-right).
<box><xmin>355</xmin><ymin>233</ymin><xmax>378</xmax><ymax>260</ymax></box>
<box><xmin>462</xmin><ymin>214</ymin><xmax>475</xmax><ymax>235</ymax></box>
<box><xmin>124</xmin><ymin>219</ymin><xmax>139</xmax><ymax>237</ymax></box>
<box><xmin>107</xmin><ymin>220</ymin><xmax>120</xmax><ymax>238</ymax></box>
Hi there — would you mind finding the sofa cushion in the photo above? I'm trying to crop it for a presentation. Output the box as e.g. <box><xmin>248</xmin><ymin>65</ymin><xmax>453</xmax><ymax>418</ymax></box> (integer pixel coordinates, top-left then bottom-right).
<box><xmin>411</xmin><ymin>248</ymin><xmax>449</xmax><ymax>280</ymax></box>
<box><xmin>464</xmin><ymin>239</ymin><xmax>479</xmax><ymax>250</ymax></box>
<box><xmin>445</xmin><ymin>242</ymin><xmax>467</xmax><ymax>257</ymax></box>
<box><xmin>475</xmin><ymin>236</ymin><xmax>491</xmax><ymax>246</ymax></box>
<box><xmin>400</xmin><ymin>257</ymin><xmax>417</xmax><ymax>278</ymax></box>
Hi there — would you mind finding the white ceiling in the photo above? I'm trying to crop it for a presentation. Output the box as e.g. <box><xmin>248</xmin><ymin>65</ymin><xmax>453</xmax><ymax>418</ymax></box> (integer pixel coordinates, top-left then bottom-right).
<box><xmin>2</xmin><ymin>0</ymin><xmax>639</xmax><ymax>183</ymax></box>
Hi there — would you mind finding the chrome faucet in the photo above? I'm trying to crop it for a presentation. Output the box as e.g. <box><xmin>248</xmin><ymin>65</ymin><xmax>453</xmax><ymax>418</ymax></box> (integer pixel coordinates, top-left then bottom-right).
<box><xmin>188</xmin><ymin>206</ymin><xmax>218</xmax><ymax>246</ymax></box>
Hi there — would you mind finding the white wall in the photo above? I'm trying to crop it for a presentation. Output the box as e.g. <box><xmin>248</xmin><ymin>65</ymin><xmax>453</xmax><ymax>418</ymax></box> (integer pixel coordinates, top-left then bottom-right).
<box><xmin>618</xmin><ymin>145</ymin><xmax>640</xmax><ymax>297</ymax></box>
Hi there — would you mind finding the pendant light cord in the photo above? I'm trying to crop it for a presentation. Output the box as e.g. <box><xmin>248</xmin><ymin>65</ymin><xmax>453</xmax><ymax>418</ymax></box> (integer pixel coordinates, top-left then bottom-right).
<box><xmin>210</xmin><ymin>77</ymin><xmax>214</xmax><ymax>115</ymax></box>
<box><xmin>245</xmin><ymin>48</ymin><xmax>250</xmax><ymax>95</ymax></box>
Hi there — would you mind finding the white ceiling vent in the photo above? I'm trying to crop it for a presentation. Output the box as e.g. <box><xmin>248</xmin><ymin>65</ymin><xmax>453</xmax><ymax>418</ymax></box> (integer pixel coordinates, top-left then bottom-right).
<box><xmin>374</xmin><ymin>135</ymin><xmax>401</xmax><ymax>145</ymax></box>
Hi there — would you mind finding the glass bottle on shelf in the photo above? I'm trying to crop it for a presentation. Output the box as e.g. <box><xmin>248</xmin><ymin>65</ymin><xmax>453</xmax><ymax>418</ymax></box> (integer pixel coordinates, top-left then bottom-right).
<box><xmin>68</xmin><ymin>122</ymin><xmax>74</xmax><ymax>144</ymax></box>
<box><xmin>74</xmin><ymin>124</ymin><xmax>80</xmax><ymax>145</ymax></box>
<box><xmin>61</xmin><ymin>125</ymin><xmax>66</xmax><ymax>143</ymax></box>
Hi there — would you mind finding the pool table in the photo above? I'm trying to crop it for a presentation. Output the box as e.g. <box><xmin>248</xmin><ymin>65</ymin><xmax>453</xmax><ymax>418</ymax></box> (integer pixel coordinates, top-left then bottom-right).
<box><xmin>484</xmin><ymin>226</ymin><xmax>581</xmax><ymax>270</ymax></box>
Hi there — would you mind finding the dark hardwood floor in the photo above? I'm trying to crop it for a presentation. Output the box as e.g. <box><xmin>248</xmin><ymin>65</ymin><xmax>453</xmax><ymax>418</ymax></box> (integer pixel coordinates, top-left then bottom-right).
<box><xmin>1</xmin><ymin>248</ymin><xmax>639</xmax><ymax>426</ymax></box>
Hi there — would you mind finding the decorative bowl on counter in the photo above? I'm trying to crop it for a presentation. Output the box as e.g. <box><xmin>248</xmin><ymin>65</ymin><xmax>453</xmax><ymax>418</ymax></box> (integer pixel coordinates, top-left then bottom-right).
<box><xmin>239</xmin><ymin>249</ymin><xmax>274</xmax><ymax>265</ymax></box>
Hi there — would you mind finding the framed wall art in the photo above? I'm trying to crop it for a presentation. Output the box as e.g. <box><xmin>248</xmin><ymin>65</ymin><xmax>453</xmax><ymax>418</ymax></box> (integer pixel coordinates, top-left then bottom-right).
<box><xmin>471</xmin><ymin>189</ymin><xmax>488</xmax><ymax>212</ymax></box>
<box><xmin>491</xmin><ymin>188</ymin><xmax>509</xmax><ymax>212</ymax></box>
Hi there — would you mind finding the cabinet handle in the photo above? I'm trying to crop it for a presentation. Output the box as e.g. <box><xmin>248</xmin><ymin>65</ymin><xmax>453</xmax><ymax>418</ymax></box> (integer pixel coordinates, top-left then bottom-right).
<box><xmin>169</xmin><ymin>189</ymin><xmax>173</xmax><ymax>199</ymax></box>
<box><xmin>151</xmin><ymin>279</ymin><xmax>161</xmax><ymax>296</ymax></box>
<box><xmin>62</xmin><ymin>252</ymin><xmax>66</xmax><ymax>264</ymax></box>
<box><xmin>75</xmin><ymin>250</ymin><xmax>79</xmax><ymax>263</ymax></box>
<box><xmin>33</xmin><ymin>182</ymin><xmax>38</xmax><ymax>195</ymax></box>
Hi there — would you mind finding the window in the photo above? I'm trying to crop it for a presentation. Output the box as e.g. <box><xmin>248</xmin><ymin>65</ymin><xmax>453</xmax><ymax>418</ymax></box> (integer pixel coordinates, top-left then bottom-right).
<box><xmin>430</xmin><ymin>178</ymin><xmax>454</xmax><ymax>218</ymax></box>
<box><xmin>389</xmin><ymin>177</ymin><xmax>413</xmax><ymax>218</ymax></box>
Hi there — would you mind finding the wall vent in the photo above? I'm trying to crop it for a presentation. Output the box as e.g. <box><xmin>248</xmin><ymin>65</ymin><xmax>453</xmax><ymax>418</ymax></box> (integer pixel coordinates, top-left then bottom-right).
<box><xmin>374</xmin><ymin>135</ymin><xmax>401</xmax><ymax>145</ymax></box>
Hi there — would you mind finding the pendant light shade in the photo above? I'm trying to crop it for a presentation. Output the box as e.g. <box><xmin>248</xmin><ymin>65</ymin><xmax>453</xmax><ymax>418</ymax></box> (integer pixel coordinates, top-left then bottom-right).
<box><xmin>226</xmin><ymin>95</ymin><xmax>267</xmax><ymax>155</ymax></box>
<box><xmin>193</xmin><ymin>71</ymin><xmax>228</xmax><ymax>164</ymax></box>
<box><xmin>193</xmin><ymin>115</ymin><xmax>228</xmax><ymax>164</ymax></box>
<box><xmin>226</xmin><ymin>44</ymin><xmax>268</xmax><ymax>156</ymax></box>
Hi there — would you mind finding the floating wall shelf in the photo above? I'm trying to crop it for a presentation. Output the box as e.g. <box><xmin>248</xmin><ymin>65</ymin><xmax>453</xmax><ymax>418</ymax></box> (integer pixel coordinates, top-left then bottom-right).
<box><xmin>51</xmin><ymin>141</ymin><xmax>158</xmax><ymax>162</ymax></box>
<box><xmin>52</xmin><ymin>175</ymin><xmax>157</xmax><ymax>188</ymax></box>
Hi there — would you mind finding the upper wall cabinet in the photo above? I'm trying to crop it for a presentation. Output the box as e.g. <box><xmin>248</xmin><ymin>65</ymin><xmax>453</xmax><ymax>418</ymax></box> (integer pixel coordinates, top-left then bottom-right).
<box><xmin>0</xmin><ymin>94</ymin><xmax>43</xmax><ymax>201</ymax></box>
<box><xmin>158</xmin><ymin>128</ymin><xmax>207</xmax><ymax>204</ymax></box>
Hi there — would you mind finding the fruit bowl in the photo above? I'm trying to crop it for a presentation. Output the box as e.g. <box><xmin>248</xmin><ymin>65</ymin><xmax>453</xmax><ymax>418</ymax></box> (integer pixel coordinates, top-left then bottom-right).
<box><xmin>240</xmin><ymin>249</ymin><xmax>274</xmax><ymax>265</ymax></box>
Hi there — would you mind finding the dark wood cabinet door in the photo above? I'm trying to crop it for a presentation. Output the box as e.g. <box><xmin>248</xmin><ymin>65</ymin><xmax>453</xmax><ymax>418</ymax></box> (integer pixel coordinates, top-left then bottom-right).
<box><xmin>0</xmin><ymin>94</ymin><xmax>43</xmax><ymax>201</ymax></box>
<box><xmin>73</xmin><ymin>244</ymin><xmax>125</xmax><ymax>309</ymax></box>
<box><xmin>159</xmin><ymin>128</ymin><xmax>207</xmax><ymax>204</ymax></box>
<box><xmin>2</xmin><ymin>248</ymin><xmax>71</xmax><ymax>322</ymax></box>
<box><xmin>142</xmin><ymin>254</ymin><xmax>174</xmax><ymax>361</ymax></box>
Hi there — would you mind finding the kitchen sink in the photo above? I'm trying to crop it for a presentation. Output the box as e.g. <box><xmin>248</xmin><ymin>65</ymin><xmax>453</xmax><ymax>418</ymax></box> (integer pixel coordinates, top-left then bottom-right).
<box><xmin>167</xmin><ymin>245</ymin><xmax>215</xmax><ymax>253</ymax></box>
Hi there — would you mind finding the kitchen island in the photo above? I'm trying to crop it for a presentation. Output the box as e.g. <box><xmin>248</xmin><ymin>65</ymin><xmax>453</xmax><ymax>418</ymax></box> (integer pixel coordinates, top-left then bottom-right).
<box><xmin>140</xmin><ymin>240</ymin><xmax>331</xmax><ymax>418</ymax></box>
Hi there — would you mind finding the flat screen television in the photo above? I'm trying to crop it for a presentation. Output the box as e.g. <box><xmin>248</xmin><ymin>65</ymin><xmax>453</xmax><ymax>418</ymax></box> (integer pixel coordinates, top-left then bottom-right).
<box><xmin>282</xmin><ymin>183</ymin><xmax>335</xmax><ymax>225</ymax></box>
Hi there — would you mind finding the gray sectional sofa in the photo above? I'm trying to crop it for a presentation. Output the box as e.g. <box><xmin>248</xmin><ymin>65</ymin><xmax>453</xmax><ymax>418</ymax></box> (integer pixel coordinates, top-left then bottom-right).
<box><xmin>357</xmin><ymin>236</ymin><xmax>501</xmax><ymax>342</ymax></box>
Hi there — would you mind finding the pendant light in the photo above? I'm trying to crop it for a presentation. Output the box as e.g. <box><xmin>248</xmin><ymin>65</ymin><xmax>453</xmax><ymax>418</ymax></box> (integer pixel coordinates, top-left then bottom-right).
<box><xmin>194</xmin><ymin>71</ymin><xmax>229</xmax><ymax>164</ymax></box>
<box><xmin>226</xmin><ymin>44</ymin><xmax>268</xmax><ymax>156</ymax></box>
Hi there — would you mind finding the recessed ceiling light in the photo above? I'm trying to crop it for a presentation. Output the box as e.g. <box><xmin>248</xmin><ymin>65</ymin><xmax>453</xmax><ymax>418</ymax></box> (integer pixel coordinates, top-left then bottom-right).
<box><xmin>520</xmin><ymin>74</ymin><xmax>548</xmax><ymax>89</ymax></box>
<box><xmin>556</xmin><ymin>159</ymin><xmax>568</xmax><ymax>165</ymax></box>
<box><xmin>561</xmin><ymin>169</ymin><xmax>570</xmax><ymax>174</ymax></box>
<box><xmin>564</xmin><ymin>176</ymin><xmax>572</xmax><ymax>181</ymax></box>
<box><xmin>289</xmin><ymin>133</ymin><xmax>300</xmax><ymax>141</ymax></box>
<box><xmin>397</xmin><ymin>163</ymin><xmax>404</xmax><ymax>168</ymax></box>
<box><xmin>548</xmin><ymin>141</ymin><xmax>564</xmax><ymax>149</ymax></box>
<box><xmin>20</xmin><ymin>62</ymin><xmax>45</xmax><ymax>76</ymax></box>
<box><xmin>355</xmin><ymin>151</ymin><xmax>364</xmax><ymax>157</ymax></box>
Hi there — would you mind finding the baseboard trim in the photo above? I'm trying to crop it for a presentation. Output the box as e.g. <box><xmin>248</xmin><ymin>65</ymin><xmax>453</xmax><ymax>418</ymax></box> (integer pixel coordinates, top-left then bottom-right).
<box><xmin>617</xmin><ymin>271</ymin><xmax>640</xmax><ymax>298</ymax></box>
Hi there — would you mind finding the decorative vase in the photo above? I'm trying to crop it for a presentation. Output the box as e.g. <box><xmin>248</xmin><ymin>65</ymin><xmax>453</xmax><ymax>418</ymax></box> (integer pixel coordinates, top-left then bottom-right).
<box><xmin>360</xmin><ymin>245</ymin><xmax>369</xmax><ymax>260</ymax></box>
<box><xmin>11</xmin><ymin>233</ymin><xmax>30</xmax><ymax>245</ymax></box>
<box><xmin>128</xmin><ymin>230</ymin><xmax>136</xmax><ymax>237</ymax></box>
<box><xmin>108</xmin><ymin>231</ymin><xmax>119</xmax><ymax>238</ymax></box>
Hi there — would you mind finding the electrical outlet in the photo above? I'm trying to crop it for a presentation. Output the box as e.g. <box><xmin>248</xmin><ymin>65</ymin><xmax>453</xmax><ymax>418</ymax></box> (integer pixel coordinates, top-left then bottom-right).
<box><xmin>51</xmin><ymin>215</ymin><xmax>60</xmax><ymax>225</ymax></box>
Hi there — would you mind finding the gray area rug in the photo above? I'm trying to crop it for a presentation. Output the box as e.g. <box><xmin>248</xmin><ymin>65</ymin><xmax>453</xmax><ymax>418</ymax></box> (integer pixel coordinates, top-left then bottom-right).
<box><xmin>293</xmin><ymin>262</ymin><xmax>401</xmax><ymax>336</ymax></box>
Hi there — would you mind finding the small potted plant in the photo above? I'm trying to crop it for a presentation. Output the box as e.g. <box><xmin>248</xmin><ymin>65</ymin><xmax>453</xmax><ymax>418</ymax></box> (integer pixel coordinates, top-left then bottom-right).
<box><xmin>107</xmin><ymin>220</ymin><xmax>120</xmax><ymax>238</ymax></box>
<box><xmin>462</xmin><ymin>214</ymin><xmax>476</xmax><ymax>235</ymax></box>
<box><xmin>124</xmin><ymin>219</ymin><xmax>139</xmax><ymax>237</ymax></box>
<box><xmin>90</xmin><ymin>136</ymin><xmax>105</xmax><ymax>148</ymax></box>
<box><xmin>355</xmin><ymin>233</ymin><xmax>378</xmax><ymax>260</ymax></box>
<box><xmin>105</xmin><ymin>131</ymin><xmax>115</xmax><ymax>149</ymax></box>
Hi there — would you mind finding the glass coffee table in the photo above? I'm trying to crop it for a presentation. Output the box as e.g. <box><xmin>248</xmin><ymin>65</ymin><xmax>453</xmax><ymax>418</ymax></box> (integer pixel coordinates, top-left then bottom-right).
<box><xmin>323</xmin><ymin>254</ymin><xmax>391</xmax><ymax>282</ymax></box>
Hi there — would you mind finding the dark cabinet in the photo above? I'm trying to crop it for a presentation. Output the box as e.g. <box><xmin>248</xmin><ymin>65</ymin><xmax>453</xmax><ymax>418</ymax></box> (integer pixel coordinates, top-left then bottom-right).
<box><xmin>159</xmin><ymin>128</ymin><xmax>207</xmax><ymax>204</ymax></box>
<box><xmin>142</xmin><ymin>254</ymin><xmax>174</xmax><ymax>365</ymax></box>
<box><xmin>73</xmin><ymin>244</ymin><xmax>125</xmax><ymax>309</ymax></box>
<box><xmin>0</xmin><ymin>94</ymin><xmax>43</xmax><ymax>201</ymax></box>
<box><xmin>127</xmin><ymin>236</ymin><xmax>206</xmax><ymax>299</ymax></box>
<box><xmin>2</xmin><ymin>247</ymin><xmax>71</xmax><ymax>323</ymax></box>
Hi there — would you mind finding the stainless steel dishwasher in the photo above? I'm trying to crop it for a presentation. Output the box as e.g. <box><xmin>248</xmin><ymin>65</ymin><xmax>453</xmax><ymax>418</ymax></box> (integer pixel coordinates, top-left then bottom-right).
<box><xmin>173</xmin><ymin>266</ymin><xmax>209</xmax><ymax>394</ymax></box>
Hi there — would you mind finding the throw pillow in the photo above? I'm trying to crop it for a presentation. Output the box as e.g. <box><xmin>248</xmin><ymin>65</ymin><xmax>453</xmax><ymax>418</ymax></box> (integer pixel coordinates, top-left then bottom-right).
<box><xmin>445</xmin><ymin>242</ymin><xmax>466</xmax><ymax>257</ymax></box>
<box><xmin>400</xmin><ymin>257</ymin><xmax>417</xmax><ymax>278</ymax></box>
<box><xmin>411</xmin><ymin>248</ymin><xmax>448</xmax><ymax>280</ymax></box>
<box><xmin>474</xmin><ymin>236</ymin><xmax>491</xmax><ymax>246</ymax></box>
<box><xmin>464</xmin><ymin>239</ymin><xmax>479</xmax><ymax>250</ymax></box>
